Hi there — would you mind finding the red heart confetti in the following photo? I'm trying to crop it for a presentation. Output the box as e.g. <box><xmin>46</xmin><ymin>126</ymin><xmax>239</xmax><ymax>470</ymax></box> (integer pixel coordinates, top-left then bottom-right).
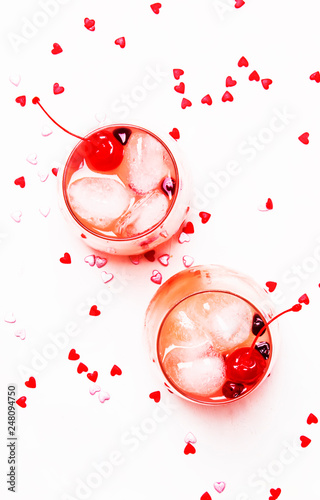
<box><xmin>235</xmin><ymin>0</ymin><xmax>245</xmax><ymax>7</ymax></box>
<box><xmin>84</xmin><ymin>18</ymin><xmax>95</xmax><ymax>31</ymax></box>
<box><xmin>77</xmin><ymin>362</ymin><xmax>88</xmax><ymax>374</ymax></box>
<box><xmin>111</xmin><ymin>365</ymin><xmax>122</xmax><ymax>376</ymax></box>
<box><xmin>174</xmin><ymin>82</ymin><xmax>185</xmax><ymax>94</ymax></box>
<box><xmin>151</xmin><ymin>270</ymin><xmax>162</xmax><ymax>285</ymax></box>
<box><xmin>81</xmin><ymin>233</ymin><xmax>87</xmax><ymax>238</ymax></box>
<box><xmin>226</xmin><ymin>76</ymin><xmax>237</xmax><ymax>87</ymax></box>
<box><xmin>184</xmin><ymin>442</ymin><xmax>196</xmax><ymax>455</ymax></box>
<box><xmin>14</xmin><ymin>176</ymin><xmax>25</xmax><ymax>188</ymax></box>
<box><xmin>265</xmin><ymin>198</ymin><xmax>273</xmax><ymax>210</ymax></box>
<box><xmin>115</xmin><ymin>37</ymin><xmax>126</xmax><ymax>48</ymax></box>
<box><xmin>169</xmin><ymin>128</ymin><xmax>180</xmax><ymax>140</ymax></box>
<box><xmin>60</xmin><ymin>252</ymin><xmax>71</xmax><ymax>264</ymax></box>
<box><xmin>87</xmin><ymin>371</ymin><xmax>98</xmax><ymax>383</ymax></box>
<box><xmin>249</xmin><ymin>70</ymin><xmax>260</xmax><ymax>81</ymax></box>
<box><xmin>200</xmin><ymin>493</ymin><xmax>212</xmax><ymax>500</ymax></box>
<box><xmin>300</xmin><ymin>435</ymin><xmax>311</xmax><ymax>448</ymax></box>
<box><xmin>52</xmin><ymin>168</ymin><xmax>59</xmax><ymax>176</ymax></box>
<box><xmin>266</xmin><ymin>281</ymin><xmax>277</xmax><ymax>292</ymax></box>
<box><xmin>89</xmin><ymin>305</ymin><xmax>101</xmax><ymax>316</ymax></box>
<box><xmin>181</xmin><ymin>98</ymin><xmax>192</xmax><ymax>109</ymax></box>
<box><xmin>199</xmin><ymin>211</ymin><xmax>211</xmax><ymax>223</ymax></box>
<box><xmin>238</xmin><ymin>56</ymin><xmax>249</xmax><ymax>67</ymax></box>
<box><xmin>310</xmin><ymin>71</ymin><xmax>320</xmax><ymax>83</ymax></box>
<box><xmin>53</xmin><ymin>83</ymin><xmax>64</xmax><ymax>95</ymax></box>
<box><xmin>222</xmin><ymin>91</ymin><xmax>233</xmax><ymax>102</ymax></box>
<box><xmin>150</xmin><ymin>3</ymin><xmax>162</xmax><ymax>14</ymax></box>
<box><xmin>261</xmin><ymin>78</ymin><xmax>273</xmax><ymax>90</ymax></box>
<box><xmin>51</xmin><ymin>43</ymin><xmax>63</xmax><ymax>55</ymax></box>
<box><xmin>16</xmin><ymin>397</ymin><xmax>27</xmax><ymax>408</ymax></box>
<box><xmin>144</xmin><ymin>250</ymin><xmax>156</xmax><ymax>262</ymax></box>
<box><xmin>183</xmin><ymin>222</ymin><xmax>194</xmax><ymax>234</ymax></box>
<box><xmin>201</xmin><ymin>94</ymin><xmax>212</xmax><ymax>105</ymax></box>
<box><xmin>269</xmin><ymin>488</ymin><xmax>281</xmax><ymax>500</ymax></box>
<box><xmin>25</xmin><ymin>377</ymin><xmax>36</xmax><ymax>389</ymax></box>
<box><xmin>68</xmin><ymin>349</ymin><xmax>80</xmax><ymax>361</ymax></box>
<box><xmin>298</xmin><ymin>132</ymin><xmax>309</xmax><ymax>145</ymax></box>
<box><xmin>307</xmin><ymin>413</ymin><xmax>318</xmax><ymax>424</ymax></box>
<box><xmin>15</xmin><ymin>95</ymin><xmax>26</xmax><ymax>107</ymax></box>
<box><xmin>149</xmin><ymin>391</ymin><xmax>161</xmax><ymax>402</ymax></box>
<box><xmin>173</xmin><ymin>68</ymin><xmax>184</xmax><ymax>80</ymax></box>
<box><xmin>298</xmin><ymin>293</ymin><xmax>309</xmax><ymax>305</ymax></box>
<box><xmin>213</xmin><ymin>482</ymin><xmax>226</xmax><ymax>493</ymax></box>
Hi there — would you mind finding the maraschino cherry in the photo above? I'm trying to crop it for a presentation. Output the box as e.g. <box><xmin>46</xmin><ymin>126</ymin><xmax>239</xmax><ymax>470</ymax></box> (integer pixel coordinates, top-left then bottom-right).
<box><xmin>32</xmin><ymin>97</ymin><xmax>124</xmax><ymax>172</ymax></box>
<box><xmin>225</xmin><ymin>303</ymin><xmax>302</xmax><ymax>385</ymax></box>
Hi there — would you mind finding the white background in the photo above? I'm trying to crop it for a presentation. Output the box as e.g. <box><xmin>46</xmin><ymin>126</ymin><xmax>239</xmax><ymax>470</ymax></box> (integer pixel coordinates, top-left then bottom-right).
<box><xmin>1</xmin><ymin>1</ymin><xmax>320</xmax><ymax>499</ymax></box>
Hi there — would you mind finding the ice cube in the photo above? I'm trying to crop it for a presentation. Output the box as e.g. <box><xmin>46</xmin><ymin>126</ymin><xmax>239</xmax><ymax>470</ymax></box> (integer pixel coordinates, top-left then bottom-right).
<box><xmin>115</xmin><ymin>190</ymin><xmax>169</xmax><ymax>237</ymax></box>
<box><xmin>68</xmin><ymin>177</ymin><xmax>131</xmax><ymax>231</ymax></box>
<box><xmin>162</xmin><ymin>345</ymin><xmax>226</xmax><ymax>397</ymax></box>
<box><xmin>124</xmin><ymin>131</ymin><xmax>172</xmax><ymax>194</ymax></box>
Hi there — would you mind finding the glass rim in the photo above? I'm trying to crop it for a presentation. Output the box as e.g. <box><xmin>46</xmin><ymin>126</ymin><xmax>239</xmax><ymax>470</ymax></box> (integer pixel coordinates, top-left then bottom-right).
<box><xmin>62</xmin><ymin>123</ymin><xmax>180</xmax><ymax>242</ymax></box>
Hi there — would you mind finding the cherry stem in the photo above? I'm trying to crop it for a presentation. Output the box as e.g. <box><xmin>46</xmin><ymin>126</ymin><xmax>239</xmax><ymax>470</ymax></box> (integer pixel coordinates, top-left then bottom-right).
<box><xmin>248</xmin><ymin>303</ymin><xmax>302</xmax><ymax>357</ymax></box>
<box><xmin>32</xmin><ymin>97</ymin><xmax>88</xmax><ymax>142</ymax></box>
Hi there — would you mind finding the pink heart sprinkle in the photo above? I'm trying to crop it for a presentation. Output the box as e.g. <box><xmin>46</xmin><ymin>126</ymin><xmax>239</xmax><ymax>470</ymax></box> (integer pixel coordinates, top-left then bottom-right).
<box><xmin>151</xmin><ymin>270</ymin><xmax>162</xmax><ymax>285</ymax></box>
<box><xmin>84</xmin><ymin>255</ymin><xmax>96</xmax><ymax>266</ymax></box>
<box><xmin>10</xmin><ymin>210</ymin><xmax>22</xmax><ymax>223</ymax></box>
<box><xmin>158</xmin><ymin>254</ymin><xmax>170</xmax><ymax>266</ymax></box>
<box><xmin>9</xmin><ymin>74</ymin><xmax>21</xmax><ymax>86</ymax></box>
<box><xmin>37</xmin><ymin>170</ymin><xmax>49</xmax><ymax>182</ymax></box>
<box><xmin>184</xmin><ymin>432</ymin><xmax>197</xmax><ymax>444</ymax></box>
<box><xmin>95</xmin><ymin>112</ymin><xmax>107</xmax><ymax>123</ymax></box>
<box><xmin>99</xmin><ymin>391</ymin><xmax>110</xmax><ymax>403</ymax></box>
<box><xmin>39</xmin><ymin>207</ymin><xmax>50</xmax><ymax>217</ymax></box>
<box><xmin>129</xmin><ymin>255</ymin><xmax>140</xmax><ymax>265</ymax></box>
<box><xmin>95</xmin><ymin>256</ymin><xmax>107</xmax><ymax>268</ymax></box>
<box><xmin>41</xmin><ymin>125</ymin><xmax>52</xmax><ymax>137</ymax></box>
<box><xmin>213</xmin><ymin>482</ymin><xmax>226</xmax><ymax>493</ymax></box>
<box><xmin>26</xmin><ymin>153</ymin><xmax>38</xmax><ymax>165</ymax></box>
<box><xmin>115</xmin><ymin>37</ymin><xmax>126</xmax><ymax>48</ymax></box>
<box><xmin>173</xmin><ymin>68</ymin><xmax>184</xmax><ymax>80</ymax></box>
<box><xmin>183</xmin><ymin>255</ymin><xmax>194</xmax><ymax>268</ymax></box>
<box><xmin>178</xmin><ymin>232</ymin><xmax>190</xmax><ymax>244</ymax></box>
<box><xmin>4</xmin><ymin>312</ymin><xmax>16</xmax><ymax>324</ymax></box>
<box><xmin>101</xmin><ymin>271</ymin><xmax>114</xmax><ymax>284</ymax></box>
<box><xmin>53</xmin><ymin>83</ymin><xmax>64</xmax><ymax>95</ymax></box>
<box><xmin>160</xmin><ymin>230</ymin><xmax>169</xmax><ymax>238</ymax></box>
<box><xmin>181</xmin><ymin>98</ymin><xmax>192</xmax><ymax>109</ymax></box>
<box><xmin>261</xmin><ymin>78</ymin><xmax>273</xmax><ymax>90</ymax></box>
<box><xmin>89</xmin><ymin>384</ymin><xmax>101</xmax><ymax>395</ymax></box>
<box><xmin>15</xmin><ymin>329</ymin><xmax>26</xmax><ymax>340</ymax></box>
<box><xmin>84</xmin><ymin>18</ymin><xmax>95</xmax><ymax>31</ymax></box>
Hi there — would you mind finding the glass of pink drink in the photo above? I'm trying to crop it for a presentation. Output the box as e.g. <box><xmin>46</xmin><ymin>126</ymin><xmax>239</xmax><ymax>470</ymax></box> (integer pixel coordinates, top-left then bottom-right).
<box><xmin>145</xmin><ymin>265</ymin><xmax>283</xmax><ymax>405</ymax></box>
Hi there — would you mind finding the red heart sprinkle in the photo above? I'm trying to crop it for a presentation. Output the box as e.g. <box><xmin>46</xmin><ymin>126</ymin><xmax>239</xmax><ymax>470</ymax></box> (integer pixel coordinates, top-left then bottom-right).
<box><xmin>89</xmin><ymin>305</ymin><xmax>101</xmax><ymax>316</ymax></box>
<box><xmin>269</xmin><ymin>488</ymin><xmax>281</xmax><ymax>500</ymax></box>
<box><xmin>150</xmin><ymin>3</ymin><xmax>162</xmax><ymax>14</ymax></box>
<box><xmin>115</xmin><ymin>37</ymin><xmax>126</xmax><ymax>48</ymax></box>
<box><xmin>169</xmin><ymin>128</ymin><xmax>180</xmax><ymax>140</ymax></box>
<box><xmin>52</xmin><ymin>168</ymin><xmax>59</xmax><ymax>176</ymax></box>
<box><xmin>200</xmin><ymin>493</ymin><xmax>212</xmax><ymax>500</ymax></box>
<box><xmin>15</xmin><ymin>95</ymin><xmax>26</xmax><ymax>107</ymax></box>
<box><xmin>300</xmin><ymin>435</ymin><xmax>311</xmax><ymax>448</ymax></box>
<box><xmin>151</xmin><ymin>270</ymin><xmax>162</xmax><ymax>285</ymax></box>
<box><xmin>310</xmin><ymin>71</ymin><xmax>320</xmax><ymax>83</ymax></box>
<box><xmin>14</xmin><ymin>176</ymin><xmax>25</xmax><ymax>188</ymax></box>
<box><xmin>266</xmin><ymin>281</ymin><xmax>277</xmax><ymax>292</ymax></box>
<box><xmin>174</xmin><ymin>82</ymin><xmax>185</xmax><ymax>94</ymax></box>
<box><xmin>144</xmin><ymin>250</ymin><xmax>156</xmax><ymax>262</ymax></box>
<box><xmin>68</xmin><ymin>349</ymin><xmax>80</xmax><ymax>361</ymax></box>
<box><xmin>298</xmin><ymin>293</ymin><xmax>309</xmax><ymax>305</ymax></box>
<box><xmin>235</xmin><ymin>0</ymin><xmax>245</xmax><ymax>7</ymax></box>
<box><xmin>111</xmin><ymin>365</ymin><xmax>122</xmax><ymax>376</ymax></box>
<box><xmin>87</xmin><ymin>371</ymin><xmax>98</xmax><ymax>383</ymax></box>
<box><xmin>81</xmin><ymin>233</ymin><xmax>87</xmax><ymax>238</ymax></box>
<box><xmin>60</xmin><ymin>252</ymin><xmax>71</xmax><ymax>264</ymax></box>
<box><xmin>266</xmin><ymin>198</ymin><xmax>273</xmax><ymax>210</ymax></box>
<box><xmin>53</xmin><ymin>83</ymin><xmax>64</xmax><ymax>95</ymax></box>
<box><xmin>181</xmin><ymin>98</ymin><xmax>192</xmax><ymax>109</ymax></box>
<box><xmin>298</xmin><ymin>132</ymin><xmax>309</xmax><ymax>145</ymax></box>
<box><xmin>249</xmin><ymin>70</ymin><xmax>260</xmax><ymax>81</ymax></box>
<box><xmin>173</xmin><ymin>68</ymin><xmax>184</xmax><ymax>80</ymax></box>
<box><xmin>183</xmin><ymin>222</ymin><xmax>194</xmax><ymax>234</ymax></box>
<box><xmin>25</xmin><ymin>377</ymin><xmax>36</xmax><ymax>389</ymax></box>
<box><xmin>307</xmin><ymin>413</ymin><xmax>318</xmax><ymax>424</ymax></box>
<box><xmin>201</xmin><ymin>94</ymin><xmax>212</xmax><ymax>105</ymax></box>
<box><xmin>149</xmin><ymin>391</ymin><xmax>161</xmax><ymax>402</ymax></box>
<box><xmin>222</xmin><ymin>91</ymin><xmax>233</xmax><ymax>102</ymax></box>
<box><xmin>184</xmin><ymin>442</ymin><xmax>196</xmax><ymax>455</ymax></box>
<box><xmin>16</xmin><ymin>396</ymin><xmax>27</xmax><ymax>408</ymax></box>
<box><xmin>261</xmin><ymin>78</ymin><xmax>273</xmax><ymax>90</ymax></box>
<box><xmin>51</xmin><ymin>43</ymin><xmax>63</xmax><ymax>55</ymax></box>
<box><xmin>77</xmin><ymin>362</ymin><xmax>88</xmax><ymax>374</ymax></box>
<box><xmin>226</xmin><ymin>76</ymin><xmax>237</xmax><ymax>87</ymax></box>
<box><xmin>238</xmin><ymin>56</ymin><xmax>249</xmax><ymax>67</ymax></box>
<box><xmin>199</xmin><ymin>211</ymin><xmax>211</xmax><ymax>223</ymax></box>
<box><xmin>84</xmin><ymin>18</ymin><xmax>95</xmax><ymax>31</ymax></box>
